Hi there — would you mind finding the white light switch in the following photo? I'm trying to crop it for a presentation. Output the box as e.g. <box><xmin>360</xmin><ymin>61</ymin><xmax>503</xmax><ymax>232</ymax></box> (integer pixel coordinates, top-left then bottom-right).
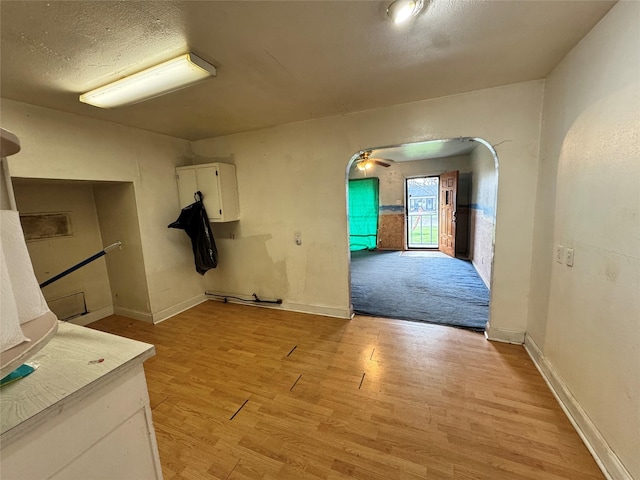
<box><xmin>565</xmin><ymin>248</ymin><xmax>574</xmax><ymax>267</ymax></box>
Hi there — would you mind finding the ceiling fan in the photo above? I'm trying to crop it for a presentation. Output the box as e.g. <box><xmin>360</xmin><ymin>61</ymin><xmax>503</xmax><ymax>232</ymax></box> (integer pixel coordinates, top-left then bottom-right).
<box><xmin>355</xmin><ymin>151</ymin><xmax>395</xmax><ymax>171</ymax></box>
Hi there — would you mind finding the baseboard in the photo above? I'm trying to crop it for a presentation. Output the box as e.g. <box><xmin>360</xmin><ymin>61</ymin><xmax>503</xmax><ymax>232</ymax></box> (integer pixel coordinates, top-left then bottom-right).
<box><xmin>113</xmin><ymin>306</ymin><xmax>153</xmax><ymax>324</ymax></box>
<box><xmin>484</xmin><ymin>321</ymin><xmax>524</xmax><ymax>344</ymax></box>
<box><xmin>66</xmin><ymin>305</ymin><xmax>114</xmax><ymax>326</ymax></box>
<box><xmin>282</xmin><ymin>302</ymin><xmax>351</xmax><ymax>319</ymax></box>
<box><xmin>471</xmin><ymin>260</ymin><xmax>491</xmax><ymax>288</ymax></box>
<box><xmin>206</xmin><ymin>296</ymin><xmax>351</xmax><ymax>320</ymax></box>
<box><xmin>524</xmin><ymin>334</ymin><xmax>632</xmax><ymax>480</ymax></box>
<box><xmin>152</xmin><ymin>293</ymin><xmax>207</xmax><ymax>324</ymax></box>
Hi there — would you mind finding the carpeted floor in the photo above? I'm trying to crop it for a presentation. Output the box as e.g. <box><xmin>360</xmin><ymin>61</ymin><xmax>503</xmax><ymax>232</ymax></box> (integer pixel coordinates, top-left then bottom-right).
<box><xmin>350</xmin><ymin>250</ymin><xmax>489</xmax><ymax>331</ymax></box>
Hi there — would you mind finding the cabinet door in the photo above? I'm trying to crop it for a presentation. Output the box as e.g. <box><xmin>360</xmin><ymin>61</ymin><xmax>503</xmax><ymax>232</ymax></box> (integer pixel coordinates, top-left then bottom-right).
<box><xmin>216</xmin><ymin>163</ymin><xmax>240</xmax><ymax>221</ymax></box>
<box><xmin>195</xmin><ymin>166</ymin><xmax>222</xmax><ymax>220</ymax></box>
<box><xmin>177</xmin><ymin>168</ymin><xmax>198</xmax><ymax>209</ymax></box>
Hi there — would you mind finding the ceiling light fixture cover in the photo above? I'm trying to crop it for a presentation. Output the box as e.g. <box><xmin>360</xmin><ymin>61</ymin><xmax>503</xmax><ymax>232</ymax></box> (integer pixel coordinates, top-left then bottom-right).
<box><xmin>387</xmin><ymin>0</ymin><xmax>424</xmax><ymax>24</ymax></box>
<box><xmin>357</xmin><ymin>160</ymin><xmax>373</xmax><ymax>171</ymax></box>
<box><xmin>79</xmin><ymin>53</ymin><xmax>217</xmax><ymax>108</ymax></box>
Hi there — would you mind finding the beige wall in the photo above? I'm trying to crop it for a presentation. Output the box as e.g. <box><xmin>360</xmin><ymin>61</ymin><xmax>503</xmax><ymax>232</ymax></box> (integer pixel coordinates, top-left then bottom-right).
<box><xmin>13</xmin><ymin>181</ymin><xmax>112</xmax><ymax>319</ymax></box>
<box><xmin>1</xmin><ymin>100</ymin><xmax>205</xmax><ymax>321</ymax></box>
<box><xmin>94</xmin><ymin>182</ymin><xmax>151</xmax><ymax>319</ymax></box>
<box><xmin>527</xmin><ymin>2</ymin><xmax>640</xmax><ymax>478</ymax></box>
<box><xmin>193</xmin><ymin>81</ymin><xmax>543</xmax><ymax>332</ymax></box>
<box><xmin>2</xmin><ymin>82</ymin><xmax>542</xmax><ymax>337</ymax></box>
<box><xmin>2</xmin><ymin>82</ymin><xmax>543</xmax><ymax>334</ymax></box>
<box><xmin>470</xmin><ymin>145</ymin><xmax>497</xmax><ymax>286</ymax></box>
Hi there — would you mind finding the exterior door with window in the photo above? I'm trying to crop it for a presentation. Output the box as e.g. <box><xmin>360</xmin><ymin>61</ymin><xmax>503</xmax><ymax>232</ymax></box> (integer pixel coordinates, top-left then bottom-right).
<box><xmin>439</xmin><ymin>170</ymin><xmax>458</xmax><ymax>257</ymax></box>
<box><xmin>406</xmin><ymin>176</ymin><xmax>439</xmax><ymax>248</ymax></box>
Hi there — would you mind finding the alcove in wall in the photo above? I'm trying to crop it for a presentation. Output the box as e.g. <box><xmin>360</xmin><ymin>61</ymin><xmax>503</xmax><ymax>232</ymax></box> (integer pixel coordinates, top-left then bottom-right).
<box><xmin>12</xmin><ymin>178</ymin><xmax>150</xmax><ymax>324</ymax></box>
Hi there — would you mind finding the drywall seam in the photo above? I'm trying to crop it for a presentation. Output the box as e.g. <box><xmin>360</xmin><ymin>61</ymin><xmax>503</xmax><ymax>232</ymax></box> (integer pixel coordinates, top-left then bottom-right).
<box><xmin>524</xmin><ymin>334</ymin><xmax>632</xmax><ymax>480</ymax></box>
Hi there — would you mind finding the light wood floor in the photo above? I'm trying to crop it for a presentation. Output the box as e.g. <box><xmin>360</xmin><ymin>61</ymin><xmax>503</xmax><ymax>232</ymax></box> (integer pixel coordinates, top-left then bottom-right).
<box><xmin>90</xmin><ymin>301</ymin><xmax>604</xmax><ymax>480</ymax></box>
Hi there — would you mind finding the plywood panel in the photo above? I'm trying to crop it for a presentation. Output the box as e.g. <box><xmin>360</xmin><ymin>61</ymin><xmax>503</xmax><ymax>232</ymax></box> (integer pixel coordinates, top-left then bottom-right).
<box><xmin>470</xmin><ymin>208</ymin><xmax>494</xmax><ymax>287</ymax></box>
<box><xmin>378</xmin><ymin>213</ymin><xmax>404</xmax><ymax>250</ymax></box>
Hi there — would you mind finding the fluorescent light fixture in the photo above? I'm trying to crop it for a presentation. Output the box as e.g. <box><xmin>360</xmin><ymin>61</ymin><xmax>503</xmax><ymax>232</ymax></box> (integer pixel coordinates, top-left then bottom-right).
<box><xmin>79</xmin><ymin>53</ymin><xmax>216</xmax><ymax>108</ymax></box>
<box><xmin>387</xmin><ymin>0</ymin><xmax>424</xmax><ymax>24</ymax></box>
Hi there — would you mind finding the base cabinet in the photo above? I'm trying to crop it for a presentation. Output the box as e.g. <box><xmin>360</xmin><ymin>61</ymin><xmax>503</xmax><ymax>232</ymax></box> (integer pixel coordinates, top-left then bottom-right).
<box><xmin>0</xmin><ymin>323</ymin><xmax>162</xmax><ymax>480</ymax></box>
<box><xmin>176</xmin><ymin>163</ymin><xmax>239</xmax><ymax>222</ymax></box>
<box><xmin>1</xmin><ymin>365</ymin><xmax>162</xmax><ymax>480</ymax></box>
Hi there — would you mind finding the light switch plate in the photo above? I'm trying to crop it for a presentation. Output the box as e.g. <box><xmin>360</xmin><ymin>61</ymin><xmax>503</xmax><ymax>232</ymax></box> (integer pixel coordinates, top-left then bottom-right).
<box><xmin>555</xmin><ymin>245</ymin><xmax>564</xmax><ymax>264</ymax></box>
<box><xmin>565</xmin><ymin>248</ymin><xmax>574</xmax><ymax>267</ymax></box>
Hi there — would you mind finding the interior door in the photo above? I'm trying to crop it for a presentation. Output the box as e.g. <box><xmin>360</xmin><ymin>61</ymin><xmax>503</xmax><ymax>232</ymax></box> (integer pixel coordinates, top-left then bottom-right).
<box><xmin>439</xmin><ymin>170</ymin><xmax>458</xmax><ymax>257</ymax></box>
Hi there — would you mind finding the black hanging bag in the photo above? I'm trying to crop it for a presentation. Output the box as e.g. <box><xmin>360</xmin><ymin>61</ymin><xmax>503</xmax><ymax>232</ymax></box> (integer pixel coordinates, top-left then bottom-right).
<box><xmin>168</xmin><ymin>191</ymin><xmax>218</xmax><ymax>274</ymax></box>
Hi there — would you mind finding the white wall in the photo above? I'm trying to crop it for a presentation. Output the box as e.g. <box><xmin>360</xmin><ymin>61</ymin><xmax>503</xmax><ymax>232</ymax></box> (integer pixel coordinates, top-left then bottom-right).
<box><xmin>527</xmin><ymin>2</ymin><xmax>640</xmax><ymax>478</ymax></box>
<box><xmin>1</xmin><ymin>99</ymin><xmax>206</xmax><ymax>321</ymax></box>
<box><xmin>2</xmin><ymin>82</ymin><xmax>542</xmax><ymax>339</ymax></box>
<box><xmin>470</xmin><ymin>145</ymin><xmax>497</xmax><ymax>286</ymax></box>
<box><xmin>94</xmin><ymin>182</ymin><xmax>151</xmax><ymax>321</ymax></box>
<box><xmin>193</xmin><ymin>81</ymin><xmax>543</xmax><ymax>333</ymax></box>
<box><xmin>13</xmin><ymin>181</ymin><xmax>112</xmax><ymax>320</ymax></box>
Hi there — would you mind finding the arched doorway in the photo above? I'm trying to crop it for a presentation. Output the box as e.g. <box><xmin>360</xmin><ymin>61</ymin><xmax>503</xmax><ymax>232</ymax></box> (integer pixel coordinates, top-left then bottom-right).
<box><xmin>346</xmin><ymin>137</ymin><xmax>499</xmax><ymax>332</ymax></box>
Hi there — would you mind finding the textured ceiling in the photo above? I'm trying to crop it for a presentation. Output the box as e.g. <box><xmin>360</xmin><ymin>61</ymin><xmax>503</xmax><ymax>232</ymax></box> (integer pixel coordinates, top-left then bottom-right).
<box><xmin>1</xmin><ymin>0</ymin><xmax>615</xmax><ymax>141</ymax></box>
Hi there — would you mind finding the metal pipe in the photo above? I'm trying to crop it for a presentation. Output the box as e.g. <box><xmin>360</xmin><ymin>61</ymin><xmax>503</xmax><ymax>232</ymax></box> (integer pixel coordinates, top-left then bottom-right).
<box><xmin>39</xmin><ymin>241</ymin><xmax>122</xmax><ymax>288</ymax></box>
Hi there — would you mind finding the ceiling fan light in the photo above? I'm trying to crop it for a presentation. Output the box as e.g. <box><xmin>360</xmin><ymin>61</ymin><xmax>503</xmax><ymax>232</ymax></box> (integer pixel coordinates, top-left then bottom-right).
<box><xmin>356</xmin><ymin>159</ymin><xmax>374</xmax><ymax>171</ymax></box>
<box><xmin>387</xmin><ymin>0</ymin><xmax>424</xmax><ymax>24</ymax></box>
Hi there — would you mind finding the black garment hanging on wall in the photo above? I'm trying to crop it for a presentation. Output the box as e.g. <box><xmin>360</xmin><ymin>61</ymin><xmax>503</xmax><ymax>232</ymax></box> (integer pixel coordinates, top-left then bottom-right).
<box><xmin>168</xmin><ymin>191</ymin><xmax>218</xmax><ymax>274</ymax></box>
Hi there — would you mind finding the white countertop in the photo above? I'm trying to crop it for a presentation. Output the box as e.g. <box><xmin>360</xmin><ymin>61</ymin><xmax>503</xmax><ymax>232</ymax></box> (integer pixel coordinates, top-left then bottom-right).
<box><xmin>0</xmin><ymin>321</ymin><xmax>155</xmax><ymax>444</ymax></box>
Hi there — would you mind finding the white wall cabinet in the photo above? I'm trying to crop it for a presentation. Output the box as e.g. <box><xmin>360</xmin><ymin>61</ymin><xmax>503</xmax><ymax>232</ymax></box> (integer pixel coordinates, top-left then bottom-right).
<box><xmin>176</xmin><ymin>163</ymin><xmax>239</xmax><ymax>222</ymax></box>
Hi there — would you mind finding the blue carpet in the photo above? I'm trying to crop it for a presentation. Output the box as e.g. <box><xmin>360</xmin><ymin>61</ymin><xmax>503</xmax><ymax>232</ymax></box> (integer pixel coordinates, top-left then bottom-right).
<box><xmin>350</xmin><ymin>250</ymin><xmax>489</xmax><ymax>331</ymax></box>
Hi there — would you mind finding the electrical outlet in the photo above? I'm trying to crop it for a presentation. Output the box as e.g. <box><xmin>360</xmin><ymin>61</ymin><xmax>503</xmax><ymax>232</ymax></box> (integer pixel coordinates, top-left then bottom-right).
<box><xmin>555</xmin><ymin>245</ymin><xmax>564</xmax><ymax>264</ymax></box>
<box><xmin>565</xmin><ymin>248</ymin><xmax>574</xmax><ymax>267</ymax></box>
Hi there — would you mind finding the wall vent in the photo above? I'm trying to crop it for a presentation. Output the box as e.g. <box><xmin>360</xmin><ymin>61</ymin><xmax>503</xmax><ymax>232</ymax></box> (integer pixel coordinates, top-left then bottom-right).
<box><xmin>48</xmin><ymin>292</ymin><xmax>87</xmax><ymax>321</ymax></box>
<box><xmin>20</xmin><ymin>212</ymin><xmax>72</xmax><ymax>241</ymax></box>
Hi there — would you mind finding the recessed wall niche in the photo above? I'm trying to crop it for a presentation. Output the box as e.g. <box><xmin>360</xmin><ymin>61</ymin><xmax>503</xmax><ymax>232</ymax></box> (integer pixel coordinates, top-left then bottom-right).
<box><xmin>12</xmin><ymin>178</ymin><xmax>150</xmax><ymax>324</ymax></box>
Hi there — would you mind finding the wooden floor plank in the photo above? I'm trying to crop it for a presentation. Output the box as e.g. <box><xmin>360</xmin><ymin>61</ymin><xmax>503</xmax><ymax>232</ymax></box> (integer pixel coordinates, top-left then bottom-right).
<box><xmin>89</xmin><ymin>301</ymin><xmax>603</xmax><ymax>480</ymax></box>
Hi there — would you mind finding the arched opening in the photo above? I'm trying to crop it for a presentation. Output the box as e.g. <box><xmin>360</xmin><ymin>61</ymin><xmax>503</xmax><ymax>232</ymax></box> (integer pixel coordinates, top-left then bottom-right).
<box><xmin>345</xmin><ymin>137</ymin><xmax>499</xmax><ymax>333</ymax></box>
